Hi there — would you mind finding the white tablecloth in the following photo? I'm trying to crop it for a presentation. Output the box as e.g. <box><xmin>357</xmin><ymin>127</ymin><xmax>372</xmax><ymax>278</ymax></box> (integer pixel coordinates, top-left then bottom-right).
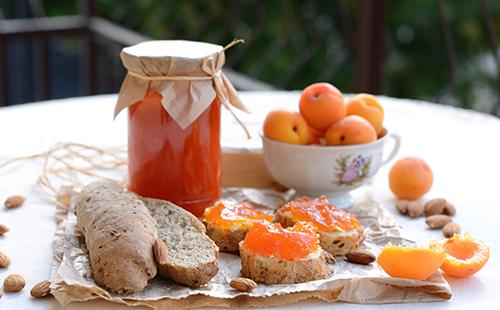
<box><xmin>0</xmin><ymin>91</ymin><xmax>499</xmax><ymax>309</ymax></box>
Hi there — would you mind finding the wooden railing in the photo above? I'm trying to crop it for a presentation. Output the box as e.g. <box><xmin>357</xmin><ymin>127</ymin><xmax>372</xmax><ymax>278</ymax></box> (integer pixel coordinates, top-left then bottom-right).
<box><xmin>0</xmin><ymin>0</ymin><xmax>273</xmax><ymax>106</ymax></box>
<box><xmin>0</xmin><ymin>0</ymin><xmax>498</xmax><ymax>115</ymax></box>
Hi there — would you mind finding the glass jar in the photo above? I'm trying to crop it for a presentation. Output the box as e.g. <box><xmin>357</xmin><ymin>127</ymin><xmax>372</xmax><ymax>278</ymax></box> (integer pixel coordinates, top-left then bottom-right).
<box><xmin>128</xmin><ymin>92</ymin><xmax>221</xmax><ymax>217</ymax></box>
<box><xmin>115</xmin><ymin>40</ymin><xmax>245</xmax><ymax>217</ymax></box>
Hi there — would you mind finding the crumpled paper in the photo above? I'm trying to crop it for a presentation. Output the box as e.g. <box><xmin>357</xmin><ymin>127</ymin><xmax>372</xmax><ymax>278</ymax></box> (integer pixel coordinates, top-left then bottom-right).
<box><xmin>50</xmin><ymin>188</ymin><xmax>451</xmax><ymax>309</ymax></box>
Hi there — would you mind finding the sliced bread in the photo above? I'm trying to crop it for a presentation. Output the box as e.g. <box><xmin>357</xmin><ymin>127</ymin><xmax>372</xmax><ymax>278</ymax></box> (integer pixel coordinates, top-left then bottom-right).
<box><xmin>203</xmin><ymin>201</ymin><xmax>273</xmax><ymax>253</ymax></box>
<box><xmin>142</xmin><ymin>198</ymin><xmax>219</xmax><ymax>287</ymax></box>
<box><xmin>206</xmin><ymin>224</ymin><xmax>246</xmax><ymax>253</ymax></box>
<box><xmin>240</xmin><ymin>244</ymin><xmax>332</xmax><ymax>284</ymax></box>
<box><xmin>318</xmin><ymin>228</ymin><xmax>365</xmax><ymax>255</ymax></box>
<box><xmin>274</xmin><ymin>209</ymin><xmax>364</xmax><ymax>255</ymax></box>
<box><xmin>275</xmin><ymin>196</ymin><xmax>364</xmax><ymax>256</ymax></box>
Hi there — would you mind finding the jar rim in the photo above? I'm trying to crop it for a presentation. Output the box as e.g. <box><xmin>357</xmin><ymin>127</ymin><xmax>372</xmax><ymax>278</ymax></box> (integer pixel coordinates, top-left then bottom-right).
<box><xmin>122</xmin><ymin>40</ymin><xmax>223</xmax><ymax>59</ymax></box>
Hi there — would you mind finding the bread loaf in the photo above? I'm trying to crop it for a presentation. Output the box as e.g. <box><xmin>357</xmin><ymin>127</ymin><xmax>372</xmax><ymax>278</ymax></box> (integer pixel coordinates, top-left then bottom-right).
<box><xmin>76</xmin><ymin>181</ymin><xmax>158</xmax><ymax>294</ymax></box>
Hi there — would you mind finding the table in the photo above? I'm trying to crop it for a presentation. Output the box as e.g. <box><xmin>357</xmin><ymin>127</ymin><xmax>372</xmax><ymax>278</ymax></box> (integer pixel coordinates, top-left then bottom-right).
<box><xmin>0</xmin><ymin>91</ymin><xmax>499</xmax><ymax>310</ymax></box>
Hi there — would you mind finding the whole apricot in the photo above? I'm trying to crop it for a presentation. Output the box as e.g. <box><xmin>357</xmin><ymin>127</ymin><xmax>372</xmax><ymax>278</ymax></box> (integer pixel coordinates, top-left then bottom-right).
<box><xmin>299</xmin><ymin>82</ymin><xmax>346</xmax><ymax>131</ymax></box>
<box><xmin>389</xmin><ymin>157</ymin><xmax>433</xmax><ymax>200</ymax></box>
<box><xmin>346</xmin><ymin>93</ymin><xmax>384</xmax><ymax>134</ymax></box>
<box><xmin>324</xmin><ymin>115</ymin><xmax>377</xmax><ymax>146</ymax></box>
<box><xmin>307</xmin><ymin>126</ymin><xmax>324</xmax><ymax>145</ymax></box>
<box><xmin>263</xmin><ymin>109</ymin><xmax>310</xmax><ymax>144</ymax></box>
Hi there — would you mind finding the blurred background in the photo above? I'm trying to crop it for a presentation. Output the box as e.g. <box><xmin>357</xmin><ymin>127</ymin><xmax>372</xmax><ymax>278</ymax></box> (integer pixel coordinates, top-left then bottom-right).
<box><xmin>0</xmin><ymin>0</ymin><xmax>499</xmax><ymax>116</ymax></box>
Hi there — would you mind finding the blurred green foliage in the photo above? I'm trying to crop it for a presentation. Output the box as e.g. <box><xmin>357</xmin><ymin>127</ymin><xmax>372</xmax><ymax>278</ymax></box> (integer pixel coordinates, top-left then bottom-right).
<box><xmin>40</xmin><ymin>0</ymin><xmax>500</xmax><ymax>114</ymax></box>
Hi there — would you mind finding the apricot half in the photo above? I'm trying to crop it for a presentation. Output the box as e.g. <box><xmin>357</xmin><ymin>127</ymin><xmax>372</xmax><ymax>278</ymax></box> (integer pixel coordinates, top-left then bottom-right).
<box><xmin>377</xmin><ymin>245</ymin><xmax>445</xmax><ymax>281</ymax></box>
<box><xmin>430</xmin><ymin>234</ymin><xmax>490</xmax><ymax>277</ymax></box>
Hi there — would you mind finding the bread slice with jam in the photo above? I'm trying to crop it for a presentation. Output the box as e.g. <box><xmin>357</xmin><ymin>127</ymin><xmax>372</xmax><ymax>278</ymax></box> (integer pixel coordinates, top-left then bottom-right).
<box><xmin>239</xmin><ymin>222</ymin><xmax>332</xmax><ymax>284</ymax></box>
<box><xmin>203</xmin><ymin>201</ymin><xmax>273</xmax><ymax>253</ymax></box>
<box><xmin>275</xmin><ymin>196</ymin><xmax>364</xmax><ymax>256</ymax></box>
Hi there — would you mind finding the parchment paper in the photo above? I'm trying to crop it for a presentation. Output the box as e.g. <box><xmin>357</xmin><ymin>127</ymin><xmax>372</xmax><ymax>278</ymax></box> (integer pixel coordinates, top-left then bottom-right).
<box><xmin>49</xmin><ymin>188</ymin><xmax>451</xmax><ymax>309</ymax></box>
<box><xmin>115</xmin><ymin>40</ymin><xmax>247</xmax><ymax>130</ymax></box>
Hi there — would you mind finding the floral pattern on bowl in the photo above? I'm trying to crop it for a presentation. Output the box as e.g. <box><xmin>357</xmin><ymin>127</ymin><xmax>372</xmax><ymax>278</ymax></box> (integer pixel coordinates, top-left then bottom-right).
<box><xmin>334</xmin><ymin>155</ymin><xmax>372</xmax><ymax>187</ymax></box>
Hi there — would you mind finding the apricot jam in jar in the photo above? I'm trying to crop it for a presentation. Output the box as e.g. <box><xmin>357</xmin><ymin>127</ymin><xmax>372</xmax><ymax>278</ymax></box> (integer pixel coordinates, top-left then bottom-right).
<box><xmin>115</xmin><ymin>40</ymin><xmax>246</xmax><ymax>217</ymax></box>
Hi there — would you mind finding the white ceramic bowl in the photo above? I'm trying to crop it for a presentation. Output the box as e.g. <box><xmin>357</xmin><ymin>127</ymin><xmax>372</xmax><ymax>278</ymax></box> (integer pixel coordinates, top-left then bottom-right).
<box><xmin>262</xmin><ymin>131</ymin><xmax>401</xmax><ymax>208</ymax></box>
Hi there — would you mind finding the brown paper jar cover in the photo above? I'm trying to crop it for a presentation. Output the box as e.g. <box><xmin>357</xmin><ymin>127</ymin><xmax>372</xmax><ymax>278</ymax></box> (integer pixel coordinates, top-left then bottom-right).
<box><xmin>114</xmin><ymin>40</ymin><xmax>247</xmax><ymax>129</ymax></box>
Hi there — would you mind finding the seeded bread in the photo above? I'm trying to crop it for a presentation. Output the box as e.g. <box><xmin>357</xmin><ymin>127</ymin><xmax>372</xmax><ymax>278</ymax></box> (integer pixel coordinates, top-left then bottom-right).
<box><xmin>143</xmin><ymin>198</ymin><xmax>219</xmax><ymax>287</ymax></box>
<box><xmin>239</xmin><ymin>244</ymin><xmax>332</xmax><ymax>284</ymax></box>
<box><xmin>318</xmin><ymin>228</ymin><xmax>365</xmax><ymax>255</ymax></box>
<box><xmin>75</xmin><ymin>181</ymin><xmax>158</xmax><ymax>294</ymax></box>
<box><xmin>205</xmin><ymin>224</ymin><xmax>247</xmax><ymax>254</ymax></box>
<box><xmin>274</xmin><ymin>209</ymin><xmax>364</xmax><ymax>256</ymax></box>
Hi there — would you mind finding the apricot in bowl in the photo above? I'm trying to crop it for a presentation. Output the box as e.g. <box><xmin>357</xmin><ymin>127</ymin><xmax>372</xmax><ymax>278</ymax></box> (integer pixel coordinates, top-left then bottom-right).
<box><xmin>299</xmin><ymin>82</ymin><xmax>345</xmax><ymax>132</ymax></box>
<box><xmin>346</xmin><ymin>93</ymin><xmax>385</xmax><ymax>135</ymax></box>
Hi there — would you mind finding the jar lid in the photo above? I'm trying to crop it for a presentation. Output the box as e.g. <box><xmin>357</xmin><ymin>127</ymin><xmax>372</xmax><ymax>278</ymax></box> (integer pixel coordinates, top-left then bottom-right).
<box><xmin>122</xmin><ymin>40</ymin><xmax>222</xmax><ymax>59</ymax></box>
<box><xmin>119</xmin><ymin>40</ymin><xmax>225</xmax><ymax>82</ymax></box>
<box><xmin>115</xmin><ymin>39</ymin><xmax>248</xmax><ymax>134</ymax></box>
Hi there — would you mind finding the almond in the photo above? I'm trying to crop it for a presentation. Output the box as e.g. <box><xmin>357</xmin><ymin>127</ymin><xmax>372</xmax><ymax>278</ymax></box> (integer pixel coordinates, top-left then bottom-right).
<box><xmin>153</xmin><ymin>239</ymin><xmax>169</xmax><ymax>265</ymax></box>
<box><xmin>443</xmin><ymin>222</ymin><xmax>461</xmax><ymax>238</ymax></box>
<box><xmin>443</xmin><ymin>202</ymin><xmax>456</xmax><ymax>216</ymax></box>
<box><xmin>345</xmin><ymin>249</ymin><xmax>376</xmax><ymax>265</ymax></box>
<box><xmin>0</xmin><ymin>224</ymin><xmax>9</xmax><ymax>235</ymax></box>
<box><xmin>30</xmin><ymin>280</ymin><xmax>51</xmax><ymax>298</ymax></box>
<box><xmin>323</xmin><ymin>250</ymin><xmax>336</xmax><ymax>264</ymax></box>
<box><xmin>407</xmin><ymin>201</ymin><xmax>424</xmax><ymax>218</ymax></box>
<box><xmin>424</xmin><ymin>198</ymin><xmax>447</xmax><ymax>217</ymax></box>
<box><xmin>230</xmin><ymin>277</ymin><xmax>257</xmax><ymax>292</ymax></box>
<box><xmin>425</xmin><ymin>214</ymin><xmax>453</xmax><ymax>229</ymax></box>
<box><xmin>395</xmin><ymin>200</ymin><xmax>410</xmax><ymax>215</ymax></box>
<box><xmin>3</xmin><ymin>274</ymin><xmax>25</xmax><ymax>292</ymax></box>
<box><xmin>0</xmin><ymin>251</ymin><xmax>11</xmax><ymax>268</ymax></box>
<box><xmin>4</xmin><ymin>195</ymin><xmax>25</xmax><ymax>209</ymax></box>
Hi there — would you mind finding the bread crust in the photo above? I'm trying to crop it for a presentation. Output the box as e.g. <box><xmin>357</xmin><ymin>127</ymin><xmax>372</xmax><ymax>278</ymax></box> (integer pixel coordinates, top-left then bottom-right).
<box><xmin>240</xmin><ymin>243</ymin><xmax>332</xmax><ymax>284</ymax></box>
<box><xmin>319</xmin><ymin>228</ymin><xmax>364</xmax><ymax>256</ymax></box>
<box><xmin>205</xmin><ymin>223</ymin><xmax>247</xmax><ymax>254</ymax></box>
<box><xmin>158</xmin><ymin>255</ymin><xmax>219</xmax><ymax>287</ymax></box>
<box><xmin>275</xmin><ymin>208</ymin><xmax>364</xmax><ymax>256</ymax></box>
<box><xmin>76</xmin><ymin>181</ymin><xmax>157</xmax><ymax>294</ymax></box>
<box><xmin>143</xmin><ymin>198</ymin><xmax>219</xmax><ymax>287</ymax></box>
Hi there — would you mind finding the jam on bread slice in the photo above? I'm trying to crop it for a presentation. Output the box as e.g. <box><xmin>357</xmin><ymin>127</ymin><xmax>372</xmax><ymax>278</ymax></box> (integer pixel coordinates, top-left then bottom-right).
<box><xmin>239</xmin><ymin>222</ymin><xmax>332</xmax><ymax>284</ymax></box>
<box><xmin>275</xmin><ymin>196</ymin><xmax>364</xmax><ymax>256</ymax></box>
<box><xmin>203</xmin><ymin>201</ymin><xmax>273</xmax><ymax>253</ymax></box>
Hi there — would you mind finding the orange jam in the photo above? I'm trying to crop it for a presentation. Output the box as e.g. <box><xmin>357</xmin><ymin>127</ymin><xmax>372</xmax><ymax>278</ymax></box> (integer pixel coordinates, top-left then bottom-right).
<box><xmin>242</xmin><ymin>222</ymin><xmax>319</xmax><ymax>260</ymax></box>
<box><xmin>204</xmin><ymin>201</ymin><xmax>273</xmax><ymax>230</ymax></box>
<box><xmin>280</xmin><ymin>196</ymin><xmax>361</xmax><ymax>232</ymax></box>
<box><xmin>128</xmin><ymin>92</ymin><xmax>221</xmax><ymax>218</ymax></box>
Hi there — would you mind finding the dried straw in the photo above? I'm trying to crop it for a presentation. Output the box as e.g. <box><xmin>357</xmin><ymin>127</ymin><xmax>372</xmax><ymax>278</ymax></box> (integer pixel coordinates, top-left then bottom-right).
<box><xmin>0</xmin><ymin>143</ymin><xmax>126</xmax><ymax>199</ymax></box>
